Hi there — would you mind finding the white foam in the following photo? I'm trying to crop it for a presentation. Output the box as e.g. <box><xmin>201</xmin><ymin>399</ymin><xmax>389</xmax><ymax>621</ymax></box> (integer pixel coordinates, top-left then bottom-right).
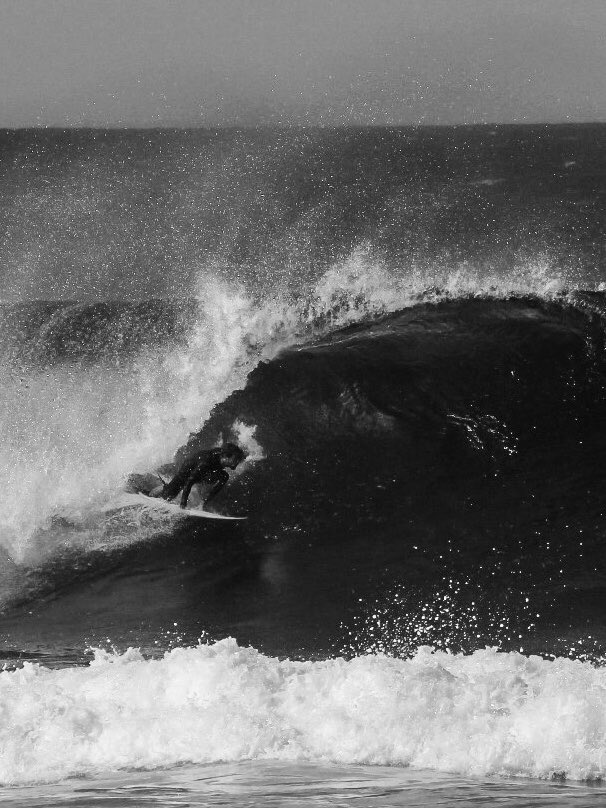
<box><xmin>469</xmin><ymin>178</ymin><xmax>506</xmax><ymax>186</ymax></box>
<box><xmin>307</xmin><ymin>247</ymin><xmax>574</xmax><ymax>316</ymax></box>
<box><xmin>1</xmin><ymin>639</ymin><xmax>605</xmax><ymax>786</ymax></box>
<box><xmin>0</xmin><ymin>280</ymin><xmax>294</xmax><ymax>563</ymax></box>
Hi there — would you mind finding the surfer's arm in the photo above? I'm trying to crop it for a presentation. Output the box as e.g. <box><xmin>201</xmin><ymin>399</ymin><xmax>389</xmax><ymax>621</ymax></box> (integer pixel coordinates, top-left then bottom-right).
<box><xmin>203</xmin><ymin>469</ymin><xmax>229</xmax><ymax>506</ymax></box>
<box><xmin>179</xmin><ymin>458</ymin><xmax>216</xmax><ymax>508</ymax></box>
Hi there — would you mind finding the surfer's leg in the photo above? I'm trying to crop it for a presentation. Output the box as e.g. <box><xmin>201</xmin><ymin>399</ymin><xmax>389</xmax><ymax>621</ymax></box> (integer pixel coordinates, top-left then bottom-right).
<box><xmin>180</xmin><ymin>477</ymin><xmax>196</xmax><ymax>509</ymax></box>
<box><xmin>160</xmin><ymin>470</ymin><xmax>188</xmax><ymax>500</ymax></box>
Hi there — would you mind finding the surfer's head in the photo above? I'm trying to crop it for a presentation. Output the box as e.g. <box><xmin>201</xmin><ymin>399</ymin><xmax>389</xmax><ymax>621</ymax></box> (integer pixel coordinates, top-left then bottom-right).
<box><xmin>220</xmin><ymin>442</ymin><xmax>246</xmax><ymax>469</ymax></box>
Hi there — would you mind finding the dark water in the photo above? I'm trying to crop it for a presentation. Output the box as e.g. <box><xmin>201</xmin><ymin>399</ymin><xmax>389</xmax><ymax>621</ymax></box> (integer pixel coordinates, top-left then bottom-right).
<box><xmin>1</xmin><ymin>126</ymin><xmax>606</xmax><ymax>793</ymax></box>
<box><xmin>10</xmin><ymin>762</ymin><xmax>606</xmax><ymax>808</ymax></box>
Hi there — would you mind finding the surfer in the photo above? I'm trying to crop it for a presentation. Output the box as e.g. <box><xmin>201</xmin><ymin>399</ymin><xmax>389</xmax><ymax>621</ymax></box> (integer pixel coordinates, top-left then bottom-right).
<box><xmin>153</xmin><ymin>442</ymin><xmax>246</xmax><ymax>509</ymax></box>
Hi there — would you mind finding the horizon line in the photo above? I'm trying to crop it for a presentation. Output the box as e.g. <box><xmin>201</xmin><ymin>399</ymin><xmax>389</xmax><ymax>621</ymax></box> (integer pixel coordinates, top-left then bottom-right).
<box><xmin>1</xmin><ymin>120</ymin><xmax>606</xmax><ymax>133</ymax></box>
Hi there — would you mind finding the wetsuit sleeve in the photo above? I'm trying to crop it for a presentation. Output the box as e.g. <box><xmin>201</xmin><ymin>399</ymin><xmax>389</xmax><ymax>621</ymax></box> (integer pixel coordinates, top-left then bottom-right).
<box><xmin>178</xmin><ymin>455</ymin><xmax>217</xmax><ymax>508</ymax></box>
<box><xmin>203</xmin><ymin>469</ymin><xmax>229</xmax><ymax>505</ymax></box>
<box><xmin>177</xmin><ymin>452</ymin><xmax>224</xmax><ymax>508</ymax></box>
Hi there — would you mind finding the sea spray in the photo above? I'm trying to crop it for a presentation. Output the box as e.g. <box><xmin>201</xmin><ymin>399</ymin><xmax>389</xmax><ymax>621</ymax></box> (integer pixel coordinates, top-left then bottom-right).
<box><xmin>0</xmin><ymin>279</ymin><xmax>293</xmax><ymax>562</ymax></box>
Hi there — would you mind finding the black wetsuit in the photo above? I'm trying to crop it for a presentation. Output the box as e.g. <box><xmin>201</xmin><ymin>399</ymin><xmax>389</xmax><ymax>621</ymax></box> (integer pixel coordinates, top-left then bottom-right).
<box><xmin>161</xmin><ymin>448</ymin><xmax>228</xmax><ymax>509</ymax></box>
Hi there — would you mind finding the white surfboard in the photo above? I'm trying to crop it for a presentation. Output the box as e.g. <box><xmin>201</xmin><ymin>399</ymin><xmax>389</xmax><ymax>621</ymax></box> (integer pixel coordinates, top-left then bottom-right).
<box><xmin>110</xmin><ymin>493</ymin><xmax>247</xmax><ymax>521</ymax></box>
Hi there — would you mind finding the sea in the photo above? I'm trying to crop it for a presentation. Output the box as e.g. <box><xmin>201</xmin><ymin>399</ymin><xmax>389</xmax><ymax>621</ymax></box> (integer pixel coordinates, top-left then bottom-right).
<box><xmin>1</xmin><ymin>125</ymin><xmax>606</xmax><ymax>806</ymax></box>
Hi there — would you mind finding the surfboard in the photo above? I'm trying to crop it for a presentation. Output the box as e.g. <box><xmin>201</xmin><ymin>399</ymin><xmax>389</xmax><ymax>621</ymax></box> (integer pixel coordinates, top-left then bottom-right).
<box><xmin>110</xmin><ymin>493</ymin><xmax>247</xmax><ymax>521</ymax></box>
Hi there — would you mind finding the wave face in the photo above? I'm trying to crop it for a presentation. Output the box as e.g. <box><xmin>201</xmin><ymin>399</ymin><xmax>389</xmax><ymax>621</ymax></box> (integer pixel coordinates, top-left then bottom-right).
<box><xmin>2</xmin><ymin>126</ymin><xmax>606</xmax><ymax>787</ymax></box>
<box><xmin>187</xmin><ymin>293</ymin><xmax>606</xmax><ymax>662</ymax></box>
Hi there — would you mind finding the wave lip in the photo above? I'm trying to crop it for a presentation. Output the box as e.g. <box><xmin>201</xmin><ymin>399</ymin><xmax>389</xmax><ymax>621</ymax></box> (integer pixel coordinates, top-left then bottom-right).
<box><xmin>1</xmin><ymin>639</ymin><xmax>606</xmax><ymax>786</ymax></box>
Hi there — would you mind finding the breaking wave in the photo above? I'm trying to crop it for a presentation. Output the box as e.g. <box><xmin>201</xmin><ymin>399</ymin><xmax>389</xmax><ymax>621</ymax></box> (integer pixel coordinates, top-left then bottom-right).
<box><xmin>1</xmin><ymin>638</ymin><xmax>605</xmax><ymax>786</ymax></box>
<box><xmin>0</xmin><ymin>251</ymin><xmax>579</xmax><ymax>564</ymax></box>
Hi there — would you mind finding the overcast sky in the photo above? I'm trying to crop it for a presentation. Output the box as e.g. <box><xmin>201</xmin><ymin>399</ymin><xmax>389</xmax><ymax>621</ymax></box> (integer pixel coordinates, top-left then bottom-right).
<box><xmin>0</xmin><ymin>0</ymin><xmax>605</xmax><ymax>127</ymax></box>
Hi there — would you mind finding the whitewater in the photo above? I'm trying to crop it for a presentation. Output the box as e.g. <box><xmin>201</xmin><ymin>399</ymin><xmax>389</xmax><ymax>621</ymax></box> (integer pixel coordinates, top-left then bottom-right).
<box><xmin>2</xmin><ymin>126</ymin><xmax>606</xmax><ymax>805</ymax></box>
<box><xmin>2</xmin><ymin>640</ymin><xmax>606</xmax><ymax>785</ymax></box>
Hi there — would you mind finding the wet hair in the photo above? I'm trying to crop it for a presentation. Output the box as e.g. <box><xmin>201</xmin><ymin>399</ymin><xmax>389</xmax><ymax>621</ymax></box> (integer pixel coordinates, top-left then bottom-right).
<box><xmin>222</xmin><ymin>442</ymin><xmax>246</xmax><ymax>463</ymax></box>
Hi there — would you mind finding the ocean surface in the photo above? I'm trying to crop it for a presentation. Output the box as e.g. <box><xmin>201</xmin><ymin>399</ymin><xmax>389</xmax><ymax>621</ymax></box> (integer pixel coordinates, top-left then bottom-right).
<box><xmin>1</xmin><ymin>125</ymin><xmax>606</xmax><ymax>805</ymax></box>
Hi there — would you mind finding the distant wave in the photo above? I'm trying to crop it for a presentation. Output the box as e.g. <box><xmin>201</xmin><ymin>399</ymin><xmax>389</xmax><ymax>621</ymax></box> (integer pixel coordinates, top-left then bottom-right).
<box><xmin>0</xmin><ymin>299</ymin><xmax>198</xmax><ymax>367</ymax></box>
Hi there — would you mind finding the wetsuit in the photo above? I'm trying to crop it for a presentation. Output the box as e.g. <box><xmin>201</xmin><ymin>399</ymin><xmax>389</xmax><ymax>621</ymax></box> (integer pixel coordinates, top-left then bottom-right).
<box><xmin>161</xmin><ymin>448</ymin><xmax>228</xmax><ymax>509</ymax></box>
